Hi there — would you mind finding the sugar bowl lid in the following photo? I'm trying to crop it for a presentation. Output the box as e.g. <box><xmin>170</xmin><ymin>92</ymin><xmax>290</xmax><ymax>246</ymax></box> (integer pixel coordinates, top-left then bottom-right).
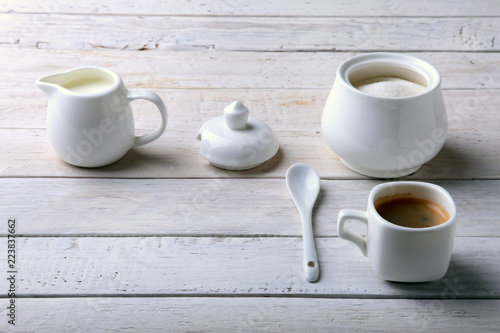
<box><xmin>196</xmin><ymin>101</ymin><xmax>279</xmax><ymax>170</ymax></box>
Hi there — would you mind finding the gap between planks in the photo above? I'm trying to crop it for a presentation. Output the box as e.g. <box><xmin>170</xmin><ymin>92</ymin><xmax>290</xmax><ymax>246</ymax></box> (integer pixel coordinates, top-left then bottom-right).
<box><xmin>4</xmin><ymin>293</ymin><xmax>499</xmax><ymax>300</ymax></box>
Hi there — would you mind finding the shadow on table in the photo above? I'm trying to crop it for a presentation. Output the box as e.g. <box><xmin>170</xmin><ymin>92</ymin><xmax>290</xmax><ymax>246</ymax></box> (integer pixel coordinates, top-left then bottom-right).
<box><xmin>386</xmin><ymin>254</ymin><xmax>492</xmax><ymax>299</ymax></box>
<box><xmin>417</xmin><ymin>138</ymin><xmax>496</xmax><ymax>179</ymax></box>
<box><xmin>239</xmin><ymin>147</ymin><xmax>285</xmax><ymax>174</ymax></box>
<box><xmin>98</xmin><ymin>148</ymin><xmax>176</xmax><ymax>173</ymax></box>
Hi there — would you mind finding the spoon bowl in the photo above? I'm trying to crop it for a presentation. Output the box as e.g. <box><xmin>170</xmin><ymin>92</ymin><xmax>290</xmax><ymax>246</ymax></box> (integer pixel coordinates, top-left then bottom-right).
<box><xmin>286</xmin><ymin>164</ymin><xmax>320</xmax><ymax>210</ymax></box>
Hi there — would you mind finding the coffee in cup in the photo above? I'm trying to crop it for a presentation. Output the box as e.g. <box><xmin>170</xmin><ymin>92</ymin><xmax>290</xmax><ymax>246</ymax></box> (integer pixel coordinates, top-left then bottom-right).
<box><xmin>374</xmin><ymin>194</ymin><xmax>450</xmax><ymax>228</ymax></box>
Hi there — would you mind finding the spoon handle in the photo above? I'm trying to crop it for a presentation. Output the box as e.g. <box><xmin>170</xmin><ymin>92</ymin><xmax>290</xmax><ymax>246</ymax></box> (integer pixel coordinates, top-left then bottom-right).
<box><xmin>300</xmin><ymin>211</ymin><xmax>319</xmax><ymax>282</ymax></box>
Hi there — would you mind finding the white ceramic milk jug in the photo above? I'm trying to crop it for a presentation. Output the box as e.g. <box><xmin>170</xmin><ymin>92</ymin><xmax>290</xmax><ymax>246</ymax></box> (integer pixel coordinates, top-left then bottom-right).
<box><xmin>36</xmin><ymin>66</ymin><xmax>168</xmax><ymax>168</ymax></box>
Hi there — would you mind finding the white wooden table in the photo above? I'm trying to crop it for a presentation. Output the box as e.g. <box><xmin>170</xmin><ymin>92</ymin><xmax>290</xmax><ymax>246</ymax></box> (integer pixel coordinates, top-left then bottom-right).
<box><xmin>1</xmin><ymin>1</ymin><xmax>499</xmax><ymax>331</ymax></box>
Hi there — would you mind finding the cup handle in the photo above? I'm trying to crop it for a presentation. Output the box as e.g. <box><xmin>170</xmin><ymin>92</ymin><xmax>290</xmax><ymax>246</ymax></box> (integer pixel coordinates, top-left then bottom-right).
<box><xmin>337</xmin><ymin>209</ymin><xmax>368</xmax><ymax>257</ymax></box>
<box><xmin>127</xmin><ymin>89</ymin><xmax>168</xmax><ymax>147</ymax></box>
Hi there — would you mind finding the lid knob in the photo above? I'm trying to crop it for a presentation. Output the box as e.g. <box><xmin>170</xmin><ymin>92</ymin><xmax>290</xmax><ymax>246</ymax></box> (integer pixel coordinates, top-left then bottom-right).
<box><xmin>224</xmin><ymin>101</ymin><xmax>249</xmax><ymax>130</ymax></box>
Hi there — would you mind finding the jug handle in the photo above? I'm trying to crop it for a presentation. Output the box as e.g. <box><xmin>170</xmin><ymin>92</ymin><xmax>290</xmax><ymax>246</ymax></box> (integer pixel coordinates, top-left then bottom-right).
<box><xmin>127</xmin><ymin>89</ymin><xmax>168</xmax><ymax>147</ymax></box>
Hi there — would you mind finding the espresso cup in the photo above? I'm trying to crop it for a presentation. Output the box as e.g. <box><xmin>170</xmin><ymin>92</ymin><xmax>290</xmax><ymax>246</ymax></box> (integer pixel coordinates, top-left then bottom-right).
<box><xmin>337</xmin><ymin>181</ymin><xmax>457</xmax><ymax>282</ymax></box>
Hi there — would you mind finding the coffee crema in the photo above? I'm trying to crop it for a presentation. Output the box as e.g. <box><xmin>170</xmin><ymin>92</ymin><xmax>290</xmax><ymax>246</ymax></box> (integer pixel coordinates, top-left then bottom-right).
<box><xmin>375</xmin><ymin>194</ymin><xmax>450</xmax><ymax>228</ymax></box>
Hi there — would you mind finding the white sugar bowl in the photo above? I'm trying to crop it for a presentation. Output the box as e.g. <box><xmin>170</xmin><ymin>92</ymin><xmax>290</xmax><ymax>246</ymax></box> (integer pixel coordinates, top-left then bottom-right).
<box><xmin>321</xmin><ymin>53</ymin><xmax>448</xmax><ymax>178</ymax></box>
<box><xmin>196</xmin><ymin>101</ymin><xmax>279</xmax><ymax>170</ymax></box>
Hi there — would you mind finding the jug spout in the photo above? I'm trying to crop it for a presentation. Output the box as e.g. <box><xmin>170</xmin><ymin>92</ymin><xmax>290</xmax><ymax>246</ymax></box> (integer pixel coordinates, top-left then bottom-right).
<box><xmin>35</xmin><ymin>73</ymin><xmax>63</xmax><ymax>98</ymax></box>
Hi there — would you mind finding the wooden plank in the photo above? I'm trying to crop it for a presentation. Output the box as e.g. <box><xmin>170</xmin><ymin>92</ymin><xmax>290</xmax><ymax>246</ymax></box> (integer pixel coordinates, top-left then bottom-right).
<box><xmin>1</xmin><ymin>129</ymin><xmax>498</xmax><ymax>179</ymax></box>
<box><xmin>1</xmin><ymin>179</ymin><xmax>498</xmax><ymax>237</ymax></box>
<box><xmin>2</xmin><ymin>49</ymin><xmax>499</xmax><ymax>90</ymax></box>
<box><xmin>2</xmin><ymin>14</ymin><xmax>499</xmax><ymax>52</ymax></box>
<box><xmin>0</xmin><ymin>236</ymin><xmax>497</xmax><ymax>298</ymax></box>
<box><xmin>3</xmin><ymin>88</ymin><xmax>500</xmax><ymax>132</ymax></box>
<box><xmin>1</xmin><ymin>298</ymin><xmax>498</xmax><ymax>332</ymax></box>
<box><xmin>2</xmin><ymin>0</ymin><xmax>500</xmax><ymax>16</ymax></box>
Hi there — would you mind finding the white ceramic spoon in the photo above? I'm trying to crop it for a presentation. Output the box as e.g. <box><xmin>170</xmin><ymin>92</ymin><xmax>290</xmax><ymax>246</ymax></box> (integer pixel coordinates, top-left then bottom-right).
<box><xmin>286</xmin><ymin>163</ymin><xmax>320</xmax><ymax>282</ymax></box>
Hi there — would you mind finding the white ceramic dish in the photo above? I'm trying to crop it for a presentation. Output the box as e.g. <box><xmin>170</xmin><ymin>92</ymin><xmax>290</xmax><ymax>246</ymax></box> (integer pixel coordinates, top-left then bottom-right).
<box><xmin>196</xmin><ymin>101</ymin><xmax>279</xmax><ymax>170</ymax></box>
<box><xmin>322</xmin><ymin>53</ymin><xmax>448</xmax><ymax>178</ymax></box>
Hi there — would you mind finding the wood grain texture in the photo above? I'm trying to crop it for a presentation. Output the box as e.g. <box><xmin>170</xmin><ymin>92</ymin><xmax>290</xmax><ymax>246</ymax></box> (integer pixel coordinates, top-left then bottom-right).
<box><xmin>0</xmin><ymin>236</ymin><xmax>498</xmax><ymax>298</ymax></box>
<box><xmin>1</xmin><ymin>129</ymin><xmax>499</xmax><ymax>179</ymax></box>
<box><xmin>1</xmin><ymin>298</ymin><xmax>498</xmax><ymax>332</ymax></box>
<box><xmin>2</xmin><ymin>14</ymin><xmax>499</xmax><ymax>51</ymax></box>
<box><xmin>2</xmin><ymin>49</ymin><xmax>500</xmax><ymax>90</ymax></box>
<box><xmin>3</xmin><ymin>0</ymin><xmax>500</xmax><ymax>16</ymax></box>
<box><xmin>1</xmin><ymin>179</ymin><xmax>498</xmax><ymax>237</ymax></box>
<box><xmin>3</xmin><ymin>88</ymin><xmax>500</xmax><ymax>131</ymax></box>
